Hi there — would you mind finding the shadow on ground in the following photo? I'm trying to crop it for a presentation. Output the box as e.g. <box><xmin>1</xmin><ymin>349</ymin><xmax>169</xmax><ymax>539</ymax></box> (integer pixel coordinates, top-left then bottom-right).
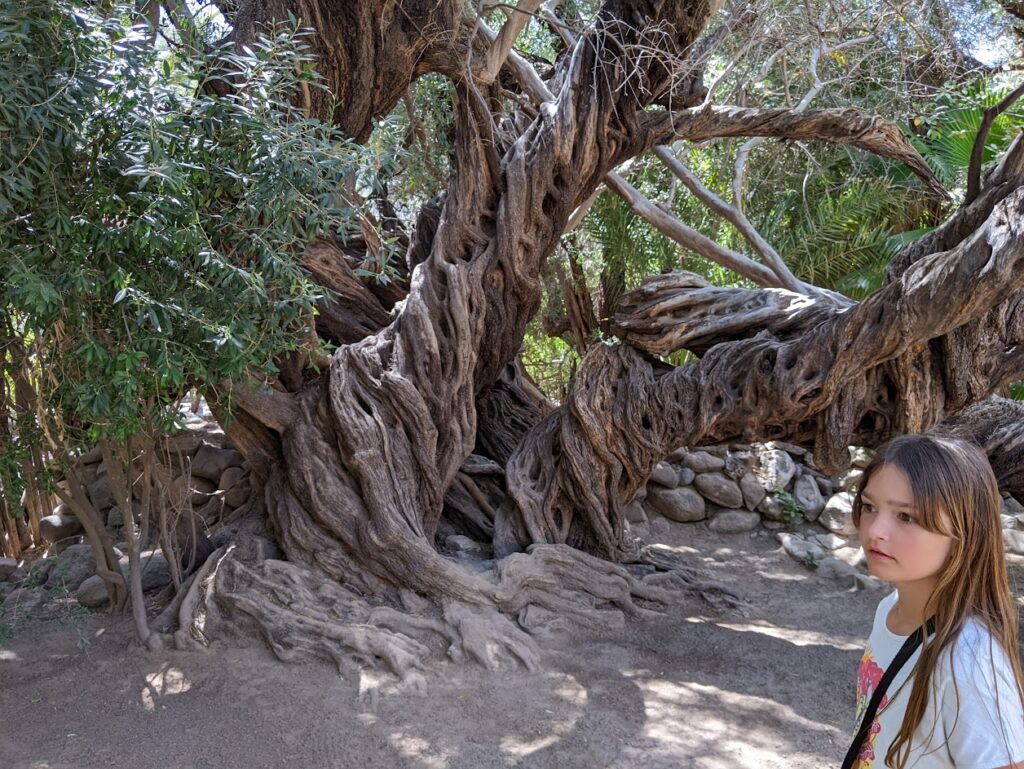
<box><xmin>0</xmin><ymin>523</ymin><xmax>896</xmax><ymax>769</ymax></box>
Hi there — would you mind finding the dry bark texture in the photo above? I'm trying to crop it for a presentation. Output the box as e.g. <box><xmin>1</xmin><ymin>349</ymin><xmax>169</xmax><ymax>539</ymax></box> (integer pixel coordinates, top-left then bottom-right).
<box><xmin>231</xmin><ymin>0</ymin><xmax>467</xmax><ymax>141</ymax></box>
<box><xmin>185</xmin><ymin>0</ymin><xmax>1024</xmax><ymax>675</ymax></box>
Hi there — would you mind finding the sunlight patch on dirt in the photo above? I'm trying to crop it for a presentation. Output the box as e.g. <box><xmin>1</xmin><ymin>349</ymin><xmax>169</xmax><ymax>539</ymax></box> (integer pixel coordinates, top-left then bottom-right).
<box><xmin>632</xmin><ymin>678</ymin><xmax>844</xmax><ymax>768</ymax></box>
<box><xmin>685</xmin><ymin>617</ymin><xmax>862</xmax><ymax>650</ymax></box>
<box><xmin>141</xmin><ymin>665</ymin><xmax>192</xmax><ymax>711</ymax></box>
<box><xmin>499</xmin><ymin>674</ymin><xmax>587</xmax><ymax>758</ymax></box>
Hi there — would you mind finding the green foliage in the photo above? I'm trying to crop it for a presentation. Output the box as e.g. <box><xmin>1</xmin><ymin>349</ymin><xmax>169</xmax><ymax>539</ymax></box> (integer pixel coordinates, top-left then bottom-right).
<box><xmin>776</xmin><ymin>491</ymin><xmax>803</xmax><ymax>526</ymax></box>
<box><xmin>0</xmin><ymin>0</ymin><xmax>366</xmax><ymax>465</ymax></box>
<box><xmin>520</xmin><ymin>317</ymin><xmax>580</xmax><ymax>402</ymax></box>
<box><xmin>909</xmin><ymin>79</ymin><xmax>1024</xmax><ymax>194</ymax></box>
<box><xmin>376</xmin><ymin>73</ymin><xmax>454</xmax><ymax>210</ymax></box>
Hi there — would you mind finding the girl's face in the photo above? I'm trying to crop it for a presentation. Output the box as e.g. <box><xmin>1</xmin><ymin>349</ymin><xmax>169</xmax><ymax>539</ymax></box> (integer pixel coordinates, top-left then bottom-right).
<box><xmin>857</xmin><ymin>463</ymin><xmax>953</xmax><ymax>589</ymax></box>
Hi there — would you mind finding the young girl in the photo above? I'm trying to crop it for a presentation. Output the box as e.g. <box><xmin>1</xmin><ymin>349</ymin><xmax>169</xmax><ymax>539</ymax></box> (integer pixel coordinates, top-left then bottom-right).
<box><xmin>851</xmin><ymin>434</ymin><xmax>1024</xmax><ymax>769</ymax></box>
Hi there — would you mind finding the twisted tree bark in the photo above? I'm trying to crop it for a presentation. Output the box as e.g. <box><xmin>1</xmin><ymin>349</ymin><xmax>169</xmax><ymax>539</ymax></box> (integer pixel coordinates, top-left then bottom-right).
<box><xmin>182</xmin><ymin>0</ymin><xmax>1024</xmax><ymax>676</ymax></box>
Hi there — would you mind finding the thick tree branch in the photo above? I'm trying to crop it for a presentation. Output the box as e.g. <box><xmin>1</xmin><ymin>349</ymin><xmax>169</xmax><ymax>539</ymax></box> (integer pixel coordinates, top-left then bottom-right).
<box><xmin>478</xmin><ymin>15</ymin><xmax>934</xmax><ymax>303</ymax></box>
<box><xmin>611</xmin><ymin>272</ymin><xmax>843</xmax><ymax>356</ymax></box>
<box><xmin>477</xmin><ymin>0</ymin><xmax>545</xmax><ymax>85</ymax></box>
<box><xmin>653</xmin><ymin>144</ymin><xmax>812</xmax><ymax>295</ymax></box>
<box><xmin>888</xmin><ymin>133</ymin><xmax>1024</xmax><ymax>280</ymax></box>
<box><xmin>230</xmin><ymin>385</ymin><xmax>297</xmax><ymax>433</ymax></box>
<box><xmin>507</xmin><ymin>187</ymin><xmax>1024</xmax><ymax>558</ymax></box>
<box><xmin>603</xmin><ymin>172</ymin><xmax>784</xmax><ymax>287</ymax></box>
<box><xmin>231</xmin><ymin>0</ymin><xmax>468</xmax><ymax>142</ymax></box>
<box><xmin>642</xmin><ymin>106</ymin><xmax>946</xmax><ymax>196</ymax></box>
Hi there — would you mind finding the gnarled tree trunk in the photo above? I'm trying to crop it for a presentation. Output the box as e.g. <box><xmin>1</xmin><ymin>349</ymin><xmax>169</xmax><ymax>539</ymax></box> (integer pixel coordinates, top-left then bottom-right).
<box><xmin>180</xmin><ymin>0</ymin><xmax>1024</xmax><ymax>677</ymax></box>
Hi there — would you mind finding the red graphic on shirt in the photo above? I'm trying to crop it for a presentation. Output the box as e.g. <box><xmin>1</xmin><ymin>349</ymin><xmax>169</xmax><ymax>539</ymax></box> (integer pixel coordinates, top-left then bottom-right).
<box><xmin>853</xmin><ymin>650</ymin><xmax>888</xmax><ymax>768</ymax></box>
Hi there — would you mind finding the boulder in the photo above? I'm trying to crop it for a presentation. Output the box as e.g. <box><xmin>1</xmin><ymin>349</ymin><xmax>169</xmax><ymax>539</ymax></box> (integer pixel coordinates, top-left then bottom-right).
<box><xmin>39</xmin><ymin>513</ymin><xmax>84</xmax><ymax>544</ymax></box>
<box><xmin>756</xmin><ymin>494</ymin><xmax>785</xmax><ymax>521</ymax></box>
<box><xmin>645</xmin><ymin>486</ymin><xmax>706</xmax><ymax>522</ymax></box>
<box><xmin>217</xmin><ymin>462</ymin><xmax>250</xmax><ymax>509</ymax></box>
<box><xmin>668</xmin><ymin>447</ymin><xmax>688</xmax><ymax>463</ymax></box>
<box><xmin>218</xmin><ymin>466</ymin><xmax>246</xmax><ymax>492</ymax></box>
<box><xmin>777</xmin><ymin>532</ymin><xmax>824</xmax><ymax>564</ymax></box>
<box><xmin>815</xmin><ymin>476</ymin><xmax>835</xmax><ymax>497</ymax></box>
<box><xmin>76</xmin><ymin>549</ymin><xmax>172</xmax><ymax>608</ymax></box>
<box><xmin>45</xmin><ymin>543</ymin><xmax>99</xmax><ymax>592</ymax></box>
<box><xmin>445</xmin><ymin>535</ymin><xmax>488</xmax><ymax>555</ymax></box>
<box><xmin>831</xmin><ymin>546</ymin><xmax>867</xmax><ymax>568</ymax></box>
<box><xmin>191</xmin><ymin>444</ymin><xmax>244</xmax><ymax>481</ymax></box>
<box><xmin>649</xmin><ymin>517</ymin><xmax>671</xmax><ymax>537</ymax></box>
<box><xmin>77</xmin><ymin>445</ymin><xmax>104</xmax><ymax>464</ymax></box>
<box><xmin>757</xmin><ymin>449</ymin><xmax>796</xmax><ymax>492</ymax></box>
<box><xmin>1004</xmin><ymin>496</ymin><xmax>1024</xmax><ymax>514</ymax></box>
<box><xmin>693</xmin><ymin>472</ymin><xmax>744</xmax><ymax>508</ymax></box>
<box><xmin>849</xmin><ymin>446</ymin><xmax>873</xmax><ymax>469</ymax></box>
<box><xmin>677</xmin><ymin>467</ymin><xmax>696</xmax><ymax>486</ymax></box>
<box><xmin>0</xmin><ymin>557</ymin><xmax>19</xmax><ymax>581</ymax></box>
<box><xmin>224</xmin><ymin>479</ymin><xmax>251</xmax><ymax>509</ymax></box>
<box><xmin>1003</xmin><ymin>530</ymin><xmax>1024</xmax><ymax>556</ymax></box>
<box><xmin>766</xmin><ymin>440</ymin><xmax>807</xmax><ymax>457</ymax></box>
<box><xmin>27</xmin><ymin>556</ymin><xmax>56</xmax><ymax>586</ymax></box>
<box><xmin>708</xmin><ymin>510</ymin><xmax>760</xmax><ymax>534</ymax></box>
<box><xmin>1001</xmin><ymin>514</ymin><xmax>1018</xmax><ymax>530</ymax></box>
<box><xmin>190</xmin><ymin>476</ymin><xmax>218</xmax><ymax>505</ymax></box>
<box><xmin>840</xmin><ymin>467</ymin><xmax>864</xmax><ymax>493</ymax></box>
<box><xmin>8</xmin><ymin>563</ymin><xmax>29</xmax><ymax>584</ymax></box>
<box><xmin>793</xmin><ymin>475</ymin><xmax>826</xmax><ymax>520</ymax></box>
<box><xmin>739</xmin><ymin>472</ymin><xmax>766</xmax><ymax>511</ymax></box>
<box><xmin>87</xmin><ymin>475</ymin><xmax>115</xmax><ymax>511</ymax></box>
<box><xmin>723</xmin><ymin>450</ymin><xmax>755</xmax><ymax>481</ymax></box>
<box><xmin>816</xmin><ymin>557</ymin><xmax>861</xmax><ymax>588</ymax></box>
<box><xmin>700</xmin><ymin>445</ymin><xmax>730</xmax><ymax>459</ymax></box>
<box><xmin>681</xmin><ymin>450</ymin><xmax>725</xmax><ymax>473</ymax></box>
<box><xmin>819</xmin><ymin>492</ymin><xmax>857</xmax><ymax>536</ymax></box>
<box><xmin>626</xmin><ymin>522</ymin><xmax>648</xmax><ymax>540</ymax></box>
<box><xmin>810</xmin><ymin>533</ymin><xmax>848</xmax><ymax>551</ymax></box>
<box><xmin>649</xmin><ymin>462</ymin><xmax>679</xmax><ymax>489</ymax></box>
<box><xmin>76</xmin><ymin>577</ymin><xmax>110</xmax><ymax>609</ymax></box>
<box><xmin>623</xmin><ymin>502</ymin><xmax>648</xmax><ymax>525</ymax></box>
<box><xmin>169</xmin><ymin>474</ymin><xmax>219</xmax><ymax>508</ymax></box>
<box><xmin>2</xmin><ymin>586</ymin><xmax>47</xmax><ymax>615</ymax></box>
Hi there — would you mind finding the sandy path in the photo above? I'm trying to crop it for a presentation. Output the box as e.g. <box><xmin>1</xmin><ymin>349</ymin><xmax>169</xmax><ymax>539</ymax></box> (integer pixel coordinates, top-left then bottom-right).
<box><xmin>0</xmin><ymin>523</ymin><xmax>898</xmax><ymax>769</ymax></box>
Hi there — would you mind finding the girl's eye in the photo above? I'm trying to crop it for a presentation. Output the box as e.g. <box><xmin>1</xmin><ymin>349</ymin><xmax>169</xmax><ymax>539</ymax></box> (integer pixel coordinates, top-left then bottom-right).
<box><xmin>897</xmin><ymin>512</ymin><xmax>915</xmax><ymax>524</ymax></box>
<box><xmin>861</xmin><ymin>503</ymin><xmax>876</xmax><ymax>514</ymax></box>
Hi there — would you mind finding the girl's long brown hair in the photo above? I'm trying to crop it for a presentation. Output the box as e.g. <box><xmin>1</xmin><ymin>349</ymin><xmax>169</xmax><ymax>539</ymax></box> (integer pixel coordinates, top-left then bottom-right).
<box><xmin>852</xmin><ymin>434</ymin><xmax>1024</xmax><ymax>769</ymax></box>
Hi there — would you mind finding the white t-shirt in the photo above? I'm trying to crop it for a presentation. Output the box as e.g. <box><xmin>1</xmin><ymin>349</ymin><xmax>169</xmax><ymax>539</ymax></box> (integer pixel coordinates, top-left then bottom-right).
<box><xmin>852</xmin><ymin>591</ymin><xmax>1024</xmax><ymax>768</ymax></box>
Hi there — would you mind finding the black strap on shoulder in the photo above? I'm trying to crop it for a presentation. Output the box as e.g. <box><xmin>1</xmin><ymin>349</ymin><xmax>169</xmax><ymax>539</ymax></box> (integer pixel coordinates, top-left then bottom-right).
<box><xmin>841</xmin><ymin>618</ymin><xmax>936</xmax><ymax>769</ymax></box>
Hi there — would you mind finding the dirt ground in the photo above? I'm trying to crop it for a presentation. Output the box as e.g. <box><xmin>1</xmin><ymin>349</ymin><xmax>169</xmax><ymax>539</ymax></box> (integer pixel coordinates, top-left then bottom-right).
<box><xmin>4</xmin><ymin>521</ymin><xmax>1009</xmax><ymax>769</ymax></box>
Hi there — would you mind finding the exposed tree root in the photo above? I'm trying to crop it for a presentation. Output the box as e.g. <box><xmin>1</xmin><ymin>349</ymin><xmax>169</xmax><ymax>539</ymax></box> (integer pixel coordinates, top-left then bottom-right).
<box><xmin>178</xmin><ymin>534</ymin><xmax>742</xmax><ymax>679</ymax></box>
